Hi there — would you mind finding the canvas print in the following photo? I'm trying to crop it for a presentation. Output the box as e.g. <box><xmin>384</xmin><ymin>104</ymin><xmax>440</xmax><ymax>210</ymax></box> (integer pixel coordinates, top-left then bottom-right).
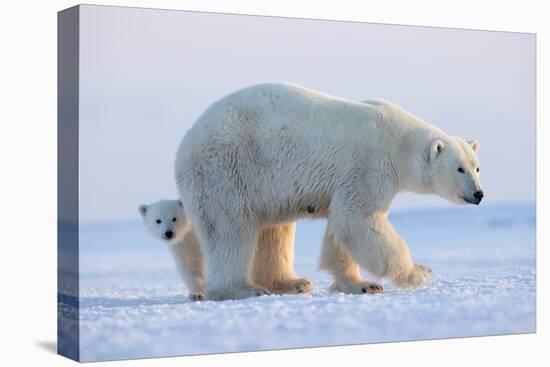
<box><xmin>58</xmin><ymin>4</ymin><xmax>536</xmax><ymax>362</ymax></box>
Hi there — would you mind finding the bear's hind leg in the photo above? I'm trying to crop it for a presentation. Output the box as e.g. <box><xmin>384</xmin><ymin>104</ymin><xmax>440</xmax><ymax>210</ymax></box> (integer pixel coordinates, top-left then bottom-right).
<box><xmin>319</xmin><ymin>224</ymin><xmax>383</xmax><ymax>294</ymax></box>
<box><xmin>198</xmin><ymin>220</ymin><xmax>270</xmax><ymax>301</ymax></box>
<box><xmin>252</xmin><ymin>223</ymin><xmax>313</xmax><ymax>294</ymax></box>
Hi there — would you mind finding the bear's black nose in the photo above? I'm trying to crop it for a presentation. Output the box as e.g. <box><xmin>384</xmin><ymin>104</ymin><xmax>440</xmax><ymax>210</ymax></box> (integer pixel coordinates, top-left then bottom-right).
<box><xmin>164</xmin><ymin>230</ymin><xmax>173</xmax><ymax>239</ymax></box>
<box><xmin>473</xmin><ymin>190</ymin><xmax>484</xmax><ymax>203</ymax></box>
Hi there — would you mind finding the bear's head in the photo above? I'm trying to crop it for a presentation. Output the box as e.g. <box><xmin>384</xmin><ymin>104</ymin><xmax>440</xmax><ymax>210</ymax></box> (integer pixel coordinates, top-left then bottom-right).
<box><xmin>427</xmin><ymin>137</ymin><xmax>483</xmax><ymax>205</ymax></box>
<box><xmin>138</xmin><ymin>199</ymin><xmax>190</xmax><ymax>244</ymax></box>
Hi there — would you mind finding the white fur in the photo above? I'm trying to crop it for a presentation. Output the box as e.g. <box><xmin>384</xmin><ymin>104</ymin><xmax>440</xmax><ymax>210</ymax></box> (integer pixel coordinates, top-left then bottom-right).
<box><xmin>139</xmin><ymin>199</ymin><xmax>313</xmax><ymax>301</ymax></box>
<box><xmin>139</xmin><ymin>199</ymin><xmax>205</xmax><ymax>300</ymax></box>
<box><xmin>175</xmin><ymin>83</ymin><xmax>483</xmax><ymax>300</ymax></box>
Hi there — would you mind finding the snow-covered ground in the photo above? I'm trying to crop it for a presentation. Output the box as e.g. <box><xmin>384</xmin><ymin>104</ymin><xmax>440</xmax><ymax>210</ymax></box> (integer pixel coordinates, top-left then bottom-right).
<box><xmin>73</xmin><ymin>203</ymin><xmax>535</xmax><ymax>362</ymax></box>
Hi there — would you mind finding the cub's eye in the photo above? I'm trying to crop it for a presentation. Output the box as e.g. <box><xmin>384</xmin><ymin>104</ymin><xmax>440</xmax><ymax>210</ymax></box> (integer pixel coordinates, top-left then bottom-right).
<box><xmin>172</xmin><ymin>217</ymin><xmax>177</xmax><ymax>222</ymax></box>
<box><xmin>457</xmin><ymin>167</ymin><xmax>465</xmax><ymax>173</ymax></box>
<box><xmin>156</xmin><ymin>219</ymin><xmax>161</xmax><ymax>224</ymax></box>
<box><xmin>476</xmin><ymin>167</ymin><xmax>480</xmax><ymax>173</ymax></box>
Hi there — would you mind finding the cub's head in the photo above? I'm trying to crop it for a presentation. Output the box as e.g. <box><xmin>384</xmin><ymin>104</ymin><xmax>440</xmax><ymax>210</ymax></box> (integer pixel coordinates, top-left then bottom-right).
<box><xmin>138</xmin><ymin>199</ymin><xmax>189</xmax><ymax>244</ymax></box>
<box><xmin>427</xmin><ymin>137</ymin><xmax>484</xmax><ymax>205</ymax></box>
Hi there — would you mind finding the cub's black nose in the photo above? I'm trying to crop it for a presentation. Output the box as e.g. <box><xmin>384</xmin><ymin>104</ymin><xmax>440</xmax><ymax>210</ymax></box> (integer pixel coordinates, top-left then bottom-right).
<box><xmin>473</xmin><ymin>190</ymin><xmax>484</xmax><ymax>203</ymax></box>
<box><xmin>164</xmin><ymin>230</ymin><xmax>173</xmax><ymax>239</ymax></box>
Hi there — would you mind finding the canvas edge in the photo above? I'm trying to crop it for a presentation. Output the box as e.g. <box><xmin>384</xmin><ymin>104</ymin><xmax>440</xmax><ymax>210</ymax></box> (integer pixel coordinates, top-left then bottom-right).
<box><xmin>57</xmin><ymin>4</ymin><xmax>80</xmax><ymax>362</ymax></box>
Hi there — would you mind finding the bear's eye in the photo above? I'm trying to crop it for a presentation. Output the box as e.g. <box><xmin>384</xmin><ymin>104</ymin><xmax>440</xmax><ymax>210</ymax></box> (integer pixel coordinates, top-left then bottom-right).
<box><xmin>476</xmin><ymin>167</ymin><xmax>480</xmax><ymax>173</ymax></box>
<box><xmin>172</xmin><ymin>217</ymin><xmax>177</xmax><ymax>222</ymax></box>
<box><xmin>156</xmin><ymin>219</ymin><xmax>161</xmax><ymax>224</ymax></box>
<box><xmin>457</xmin><ymin>167</ymin><xmax>465</xmax><ymax>173</ymax></box>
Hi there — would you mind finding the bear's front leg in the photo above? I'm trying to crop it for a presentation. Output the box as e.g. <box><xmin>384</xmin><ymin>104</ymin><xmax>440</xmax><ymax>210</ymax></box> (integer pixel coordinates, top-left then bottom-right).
<box><xmin>319</xmin><ymin>224</ymin><xmax>383</xmax><ymax>294</ymax></box>
<box><xmin>169</xmin><ymin>232</ymin><xmax>206</xmax><ymax>301</ymax></box>
<box><xmin>252</xmin><ymin>223</ymin><xmax>313</xmax><ymax>295</ymax></box>
<box><xmin>329</xmin><ymin>211</ymin><xmax>431</xmax><ymax>289</ymax></box>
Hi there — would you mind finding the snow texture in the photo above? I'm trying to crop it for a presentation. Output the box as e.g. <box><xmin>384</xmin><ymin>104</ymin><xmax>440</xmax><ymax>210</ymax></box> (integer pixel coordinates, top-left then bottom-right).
<box><xmin>71</xmin><ymin>203</ymin><xmax>535</xmax><ymax>361</ymax></box>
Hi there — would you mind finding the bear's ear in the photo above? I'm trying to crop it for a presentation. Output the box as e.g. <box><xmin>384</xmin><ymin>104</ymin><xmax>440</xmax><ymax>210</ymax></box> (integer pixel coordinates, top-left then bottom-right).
<box><xmin>429</xmin><ymin>140</ymin><xmax>445</xmax><ymax>162</ymax></box>
<box><xmin>138</xmin><ymin>204</ymin><xmax>148</xmax><ymax>217</ymax></box>
<box><xmin>468</xmin><ymin>140</ymin><xmax>479</xmax><ymax>153</ymax></box>
<box><xmin>177</xmin><ymin>199</ymin><xmax>184</xmax><ymax>208</ymax></box>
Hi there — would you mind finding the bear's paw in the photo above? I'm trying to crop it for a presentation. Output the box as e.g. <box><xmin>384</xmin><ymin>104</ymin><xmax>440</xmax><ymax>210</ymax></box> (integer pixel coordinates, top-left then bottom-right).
<box><xmin>329</xmin><ymin>280</ymin><xmax>384</xmax><ymax>295</ymax></box>
<box><xmin>206</xmin><ymin>284</ymin><xmax>271</xmax><ymax>301</ymax></box>
<box><xmin>271</xmin><ymin>278</ymin><xmax>314</xmax><ymax>295</ymax></box>
<box><xmin>394</xmin><ymin>263</ymin><xmax>432</xmax><ymax>289</ymax></box>
<box><xmin>189</xmin><ymin>292</ymin><xmax>205</xmax><ymax>301</ymax></box>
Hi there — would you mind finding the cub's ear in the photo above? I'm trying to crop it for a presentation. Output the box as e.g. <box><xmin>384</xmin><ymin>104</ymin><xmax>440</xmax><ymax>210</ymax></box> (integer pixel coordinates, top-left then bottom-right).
<box><xmin>177</xmin><ymin>199</ymin><xmax>184</xmax><ymax>208</ymax></box>
<box><xmin>468</xmin><ymin>140</ymin><xmax>479</xmax><ymax>152</ymax></box>
<box><xmin>138</xmin><ymin>204</ymin><xmax>148</xmax><ymax>217</ymax></box>
<box><xmin>429</xmin><ymin>140</ymin><xmax>445</xmax><ymax>162</ymax></box>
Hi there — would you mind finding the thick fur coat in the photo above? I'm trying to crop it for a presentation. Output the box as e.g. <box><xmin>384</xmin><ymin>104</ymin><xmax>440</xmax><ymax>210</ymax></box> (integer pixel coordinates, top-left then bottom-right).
<box><xmin>175</xmin><ymin>83</ymin><xmax>483</xmax><ymax>300</ymax></box>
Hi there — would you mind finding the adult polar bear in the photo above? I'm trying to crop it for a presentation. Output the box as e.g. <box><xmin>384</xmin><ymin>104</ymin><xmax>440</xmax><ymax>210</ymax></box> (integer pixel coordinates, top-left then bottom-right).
<box><xmin>175</xmin><ymin>83</ymin><xmax>483</xmax><ymax>301</ymax></box>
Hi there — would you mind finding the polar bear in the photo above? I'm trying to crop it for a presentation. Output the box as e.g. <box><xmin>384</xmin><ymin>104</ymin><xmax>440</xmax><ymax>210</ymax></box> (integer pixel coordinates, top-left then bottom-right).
<box><xmin>139</xmin><ymin>199</ymin><xmax>205</xmax><ymax>300</ymax></box>
<box><xmin>175</xmin><ymin>83</ymin><xmax>483</xmax><ymax>300</ymax></box>
<box><xmin>139</xmin><ymin>199</ymin><xmax>313</xmax><ymax>301</ymax></box>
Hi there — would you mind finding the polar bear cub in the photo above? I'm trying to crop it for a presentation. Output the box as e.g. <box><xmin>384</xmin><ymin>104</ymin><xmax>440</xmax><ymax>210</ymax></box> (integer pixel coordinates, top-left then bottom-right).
<box><xmin>139</xmin><ymin>199</ymin><xmax>205</xmax><ymax>301</ymax></box>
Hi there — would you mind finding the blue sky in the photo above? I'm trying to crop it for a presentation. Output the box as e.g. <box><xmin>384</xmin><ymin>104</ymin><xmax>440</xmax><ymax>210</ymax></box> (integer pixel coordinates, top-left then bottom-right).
<box><xmin>78</xmin><ymin>5</ymin><xmax>535</xmax><ymax>222</ymax></box>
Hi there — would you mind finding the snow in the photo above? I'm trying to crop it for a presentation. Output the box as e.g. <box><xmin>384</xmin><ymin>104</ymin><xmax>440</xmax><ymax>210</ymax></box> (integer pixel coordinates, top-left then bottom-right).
<box><xmin>72</xmin><ymin>203</ymin><xmax>535</xmax><ymax>362</ymax></box>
